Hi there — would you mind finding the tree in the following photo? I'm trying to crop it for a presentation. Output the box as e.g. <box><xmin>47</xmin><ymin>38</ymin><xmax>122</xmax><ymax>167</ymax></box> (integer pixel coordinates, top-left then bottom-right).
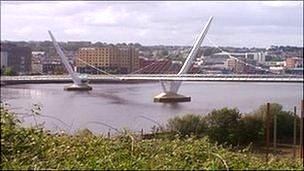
<box><xmin>239</xmin><ymin>115</ymin><xmax>264</xmax><ymax>145</ymax></box>
<box><xmin>3</xmin><ymin>67</ymin><xmax>15</xmax><ymax>76</ymax></box>
<box><xmin>202</xmin><ymin>47</ymin><xmax>221</xmax><ymax>56</ymax></box>
<box><xmin>252</xmin><ymin>103</ymin><xmax>300</xmax><ymax>142</ymax></box>
<box><xmin>161</xmin><ymin>50</ymin><xmax>169</xmax><ymax>57</ymax></box>
<box><xmin>252</xmin><ymin>103</ymin><xmax>283</xmax><ymax>122</ymax></box>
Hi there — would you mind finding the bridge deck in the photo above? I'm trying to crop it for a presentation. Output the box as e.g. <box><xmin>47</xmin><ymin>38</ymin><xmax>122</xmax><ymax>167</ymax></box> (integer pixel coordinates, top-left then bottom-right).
<box><xmin>1</xmin><ymin>74</ymin><xmax>303</xmax><ymax>85</ymax></box>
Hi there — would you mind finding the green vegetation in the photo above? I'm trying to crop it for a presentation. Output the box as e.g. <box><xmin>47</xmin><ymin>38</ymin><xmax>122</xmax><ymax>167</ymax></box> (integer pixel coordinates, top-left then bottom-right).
<box><xmin>167</xmin><ymin>104</ymin><xmax>300</xmax><ymax>146</ymax></box>
<box><xmin>252</xmin><ymin>103</ymin><xmax>300</xmax><ymax>142</ymax></box>
<box><xmin>167</xmin><ymin>108</ymin><xmax>264</xmax><ymax>145</ymax></box>
<box><xmin>168</xmin><ymin>108</ymin><xmax>265</xmax><ymax>146</ymax></box>
<box><xmin>204</xmin><ymin>108</ymin><xmax>244</xmax><ymax>145</ymax></box>
<box><xmin>1</xmin><ymin>67</ymin><xmax>15</xmax><ymax>76</ymax></box>
<box><xmin>1</xmin><ymin>104</ymin><xmax>303</xmax><ymax>170</ymax></box>
<box><xmin>167</xmin><ymin>114</ymin><xmax>206</xmax><ymax>138</ymax></box>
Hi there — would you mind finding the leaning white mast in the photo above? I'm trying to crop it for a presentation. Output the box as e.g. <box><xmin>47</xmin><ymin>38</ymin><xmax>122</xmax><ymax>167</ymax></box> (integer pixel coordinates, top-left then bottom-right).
<box><xmin>48</xmin><ymin>31</ymin><xmax>92</xmax><ymax>91</ymax></box>
<box><xmin>178</xmin><ymin>16</ymin><xmax>213</xmax><ymax>75</ymax></box>
<box><xmin>154</xmin><ymin>16</ymin><xmax>213</xmax><ymax>102</ymax></box>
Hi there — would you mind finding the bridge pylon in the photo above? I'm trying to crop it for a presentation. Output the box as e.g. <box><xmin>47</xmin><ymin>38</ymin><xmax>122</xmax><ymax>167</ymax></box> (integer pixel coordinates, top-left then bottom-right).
<box><xmin>154</xmin><ymin>16</ymin><xmax>213</xmax><ymax>103</ymax></box>
<box><xmin>154</xmin><ymin>80</ymin><xmax>190</xmax><ymax>102</ymax></box>
<box><xmin>48</xmin><ymin>31</ymin><xmax>92</xmax><ymax>91</ymax></box>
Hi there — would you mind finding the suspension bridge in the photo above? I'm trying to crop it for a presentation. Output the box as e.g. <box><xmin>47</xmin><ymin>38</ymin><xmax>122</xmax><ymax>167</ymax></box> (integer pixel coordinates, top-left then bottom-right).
<box><xmin>1</xmin><ymin>16</ymin><xmax>303</xmax><ymax>102</ymax></box>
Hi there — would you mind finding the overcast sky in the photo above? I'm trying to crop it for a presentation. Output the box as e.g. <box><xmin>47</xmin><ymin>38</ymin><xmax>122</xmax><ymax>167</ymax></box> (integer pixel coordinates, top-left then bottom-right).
<box><xmin>1</xmin><ymin>1</ymin><xmax>303</xmax><ymax>48</ymax></box>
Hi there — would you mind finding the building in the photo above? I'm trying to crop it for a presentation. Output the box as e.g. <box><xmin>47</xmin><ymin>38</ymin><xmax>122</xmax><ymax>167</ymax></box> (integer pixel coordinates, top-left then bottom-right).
<box><xmin>225</xmin><ymin>58</ymin><xmax>237</xmax><ymax>71</ymax></box>
<box><xmin>31</xmin><ymin>51</ymin><xmax>46</xmax><ymax>74</ymax></box>
<box><xmin>286</xmin><ymin>58</ymin><xmax>296</xmax><ymax>68</ymax></box>
<box><xmin>42</xmin><ymin>61</ymin><xmax>66</xmax><ymax>75</ymax></box>
<box><xmin>269</xmin><ymin>66</ymin><xmax>285</xmax><ymax>74</ymax></box>
<box><xmin>1</xmin><ymin>43</ymin><xmax>32</xmax><ymax>75</ymax></box>
<box><xmin>31</xmin><ymin>59</ymin><xmax>43</xmax><ymax>74</ymax></box>
<box><xmin>264</xmin><ymin>61</ymin><xmax>286</xmax><ymax>67</ymax></box>
<box><xmin>285</xmin><ymin>57</ymin><xmax>302</xmax><ymax>69</ymax></box>
<box><xmin>75</xmin><ymin>45</ymin><xmax>139</xmax><ymax>74</ymax></box>
<box><xmin>139</xmin><ymin>57</ymin><xmax>154</xmax><ymax>69</ymax></box>
<box><xmin>253</xmin><ymin>52</ymin><xmax>265</xmax><ymax>64</ymax></box>
<box><xmin>138</xmin><ymin>58</ymin><xmax>172</xmax><ymax>74</ymax></box>
<box><xmin>1</xmin><ymin>51</ymin><xmax>8</xmax><ymax>68</ymax></box>
<box><xmin>225</xmin><ymin>58</ymin><xmax>247</xmax><ymax>74</ymax></box>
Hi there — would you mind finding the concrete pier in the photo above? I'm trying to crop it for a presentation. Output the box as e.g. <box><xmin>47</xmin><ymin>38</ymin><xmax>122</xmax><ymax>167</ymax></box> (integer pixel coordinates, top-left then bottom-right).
<box><xmin>153</xmin><ymin>92</ymin><xmax>191</xmax><ymax>103</ymax></box>
<box><xmin>64</xmin><ymin>84</ymin><xmax>92</xmax><ymax>91</ymax></box>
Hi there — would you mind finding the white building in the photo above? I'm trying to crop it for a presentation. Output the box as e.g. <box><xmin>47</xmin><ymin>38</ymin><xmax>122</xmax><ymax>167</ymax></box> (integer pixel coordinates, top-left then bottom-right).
<box><xmin>1</xmin><ymin>51</ymin><xmax>8</xmax><ymax>68</ymax></box>
<box><xmin>253</xmin><ymin>52</ymin><xmax>265</xmax><ymax>64</ymax></box>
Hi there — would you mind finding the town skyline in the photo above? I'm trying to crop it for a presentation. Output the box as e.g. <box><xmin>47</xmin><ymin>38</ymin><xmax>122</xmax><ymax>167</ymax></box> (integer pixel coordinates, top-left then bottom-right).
<box><xmin>1</xmin><ymin>1</ymin><xmax>303</xmax><ymax>48</ymax></box>
<box><xmin>2</xmin><ymin>40</ymin><xmax>303</xmax><ymax>49</ymax></box>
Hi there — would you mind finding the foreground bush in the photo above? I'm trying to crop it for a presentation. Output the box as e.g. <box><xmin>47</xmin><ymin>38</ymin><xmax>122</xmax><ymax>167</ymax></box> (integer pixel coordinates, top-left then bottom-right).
<box><xmin>167</xmin><ymin>103</ymin><xmax>300</xmax><ymax>146</ymax></box>
<box><xmin>204</xmin><ymin>108</ymin><xmax>242</xmax><ymax>145</ymax></box>
<box><xmin>167</xmin><ymin>114</ymin><xmax>206</xmax><ymax>138</ymax></box>
<box><xmin>1</xmin><ymin>107</ymin><xmax>303</xmax><ymax>170</ymax></box>
<box><xmin>238</xmin><ymin>115</ymin><xmax>264</xmax><ymax>145</ymax></box>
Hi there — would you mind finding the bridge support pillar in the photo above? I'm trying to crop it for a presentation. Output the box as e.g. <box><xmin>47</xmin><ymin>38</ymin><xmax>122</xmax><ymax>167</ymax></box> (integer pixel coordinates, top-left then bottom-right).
<box><xmin>153</xmin><ymin>92</ymin><xmax>190</xmax><ymax>103</ymax></box>
<box><xmin>64</xmin><ymin>83</ymin><xmax>92</xmax><ymax>91</ymax></box>
<box><xmin>154</xmin><ymin>81</ymin><xmax>190</xmax><ymax>103</ymax></box>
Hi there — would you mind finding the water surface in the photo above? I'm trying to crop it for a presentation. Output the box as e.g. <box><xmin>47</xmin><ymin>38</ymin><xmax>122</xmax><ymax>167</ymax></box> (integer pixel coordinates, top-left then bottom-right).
<box><xmin>1</xmin><ymin>82</ymin><xmax>302</xmax><ymax>134</ymax></box>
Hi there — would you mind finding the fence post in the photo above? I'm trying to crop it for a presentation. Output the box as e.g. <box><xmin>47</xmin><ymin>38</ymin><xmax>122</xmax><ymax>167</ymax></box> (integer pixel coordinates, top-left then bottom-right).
<box><xmin>141</xmin><ymin>128</ymin><xmax>144</xmax><ymax>138</ymax></box>
<box><xmin>273</xmin><ymin>109</ymin><xmax>277</xmax><ymax>152</ymax></box>
<box><xmin>266</xmin><ymin>102</ymin><xmax>270</xmax><ymax>161</ymax></box>
<box><xmin>107</xmin><ymin>131</ymin><xmax>111</xmax><ymax>139</ymax></box>
<box><xmin>300</xmin><ymin>100</ymin><xmax>303</xmax><ymax>159</ymax></box>
<box><xmin>293</xmin><ymin>106</ymin><xmax>297</xmax><ymax>158</ymax></box>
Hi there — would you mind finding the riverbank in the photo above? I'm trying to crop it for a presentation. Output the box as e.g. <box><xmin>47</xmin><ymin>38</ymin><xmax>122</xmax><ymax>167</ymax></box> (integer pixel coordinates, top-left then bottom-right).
<box><xmin>1</xmin><ymin>106</ymin><xmax>303</xmax><ymax>170</ymax></box>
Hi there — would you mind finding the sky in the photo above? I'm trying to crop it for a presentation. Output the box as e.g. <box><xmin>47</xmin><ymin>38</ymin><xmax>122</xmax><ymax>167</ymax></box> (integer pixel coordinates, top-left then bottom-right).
<box><xmin>1</xmin><ymin>1</ymin><xmax>303</xmax><ymax>48</ymax></box>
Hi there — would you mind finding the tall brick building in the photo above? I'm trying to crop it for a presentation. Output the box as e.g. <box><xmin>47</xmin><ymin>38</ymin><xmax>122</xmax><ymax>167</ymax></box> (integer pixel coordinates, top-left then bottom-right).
<box><xmin>75</xmin><ymin>45</ymin><xmax>139</xmax><ymax>74</ymax></box>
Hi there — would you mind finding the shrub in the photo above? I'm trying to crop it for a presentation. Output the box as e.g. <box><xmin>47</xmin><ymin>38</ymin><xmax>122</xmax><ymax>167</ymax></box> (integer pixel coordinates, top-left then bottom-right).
<box><xmin>1</xmin><ymin>107</ymin><xmax>47</xmax><ymax>169</ymax></box>
<box><xmin>204</xmin><ymin>108</ymin><xmax>242</xmax><ymax>145</ymax></box>
<box><xmin>167</xmin><ymin>114</ymin><xmax>206</xmax><ymax>138</ymax></box>
<box><xmin>239</xmin><ymin>115</ymin><xmax>264</xmax><ymax>145</ymax></box>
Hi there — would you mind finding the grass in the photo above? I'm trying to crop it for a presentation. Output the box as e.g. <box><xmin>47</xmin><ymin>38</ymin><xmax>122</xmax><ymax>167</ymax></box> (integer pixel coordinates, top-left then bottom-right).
<box><xmin>1</xmin><ymin>106</ymin><xmax>303</xmax><ymax>170</ymax></box>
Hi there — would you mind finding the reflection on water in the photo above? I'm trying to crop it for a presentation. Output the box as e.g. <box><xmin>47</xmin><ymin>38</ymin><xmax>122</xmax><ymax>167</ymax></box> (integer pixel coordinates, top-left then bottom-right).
<box><xmin>1</xmin><ymin>82</ymin><xmax>303</xmax><ymax>134</ymax></box>
<box><xmin>87</xmin><ymin>91</ymin><xmax>130</xmax><ymax>105</ymax></box>
<box><xmin>161</xmin><ymin>103</ymin><xmax>183</xmax><ymax>110</ymax></box>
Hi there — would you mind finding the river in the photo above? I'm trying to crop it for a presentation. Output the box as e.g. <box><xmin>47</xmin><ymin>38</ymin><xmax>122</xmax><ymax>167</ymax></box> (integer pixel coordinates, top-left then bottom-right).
<box><xmin>1</xmin><ymin>82</ymin><xmax>302</xmax><ymax>134</ymax></box>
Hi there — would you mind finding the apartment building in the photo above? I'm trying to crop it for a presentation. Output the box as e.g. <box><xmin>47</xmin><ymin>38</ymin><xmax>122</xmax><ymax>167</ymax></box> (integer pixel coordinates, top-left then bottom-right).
<box><xmin>75</xmin><ymin>45</ymin><xmax>139</xmax><ymax>74</ymax></box>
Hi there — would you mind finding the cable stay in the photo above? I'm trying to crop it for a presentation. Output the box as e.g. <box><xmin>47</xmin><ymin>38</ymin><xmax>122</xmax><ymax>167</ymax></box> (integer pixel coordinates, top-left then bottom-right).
<box><xmin>205</xmin><ymin>37</ymin><xmax>276</xmax><ymax>74</ymax></box>
<box><xmin>76</xmin><ymin>58</ymin><xmax>120</xmax><ymax>79</ymax></box>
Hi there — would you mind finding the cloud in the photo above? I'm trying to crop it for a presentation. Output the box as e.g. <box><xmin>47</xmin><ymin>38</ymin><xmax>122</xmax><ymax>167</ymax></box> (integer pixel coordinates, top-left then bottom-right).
<box><xmin>260</xmin><ymin>1</ymin><xmax>302</xmax><ymax>8</ymax></box>
<box><xmin>14</xmin><ymin>26</ymin><xmax>33</xmax><ymax>36</ymax></box>
<box><xmin>84</xmin><ymin>7</ymin><xmax>124</xmax><ymax>25</ymax></box>
<box><xmin>64</xmin><ymin>28</ymin><xmax>88</xmax><ymax>36</ymax></box>
<box><xmin>1</xmin><ymin>1</ymin><xmax>303</xmax><ymax>47</ymax></box>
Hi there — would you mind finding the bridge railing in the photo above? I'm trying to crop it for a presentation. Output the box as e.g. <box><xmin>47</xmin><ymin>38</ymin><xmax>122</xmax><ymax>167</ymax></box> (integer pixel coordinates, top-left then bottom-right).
<box><xmin>1</xmin><ymin>74</ymin><xmax>303</xmax><ymax>83</ymax></box>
